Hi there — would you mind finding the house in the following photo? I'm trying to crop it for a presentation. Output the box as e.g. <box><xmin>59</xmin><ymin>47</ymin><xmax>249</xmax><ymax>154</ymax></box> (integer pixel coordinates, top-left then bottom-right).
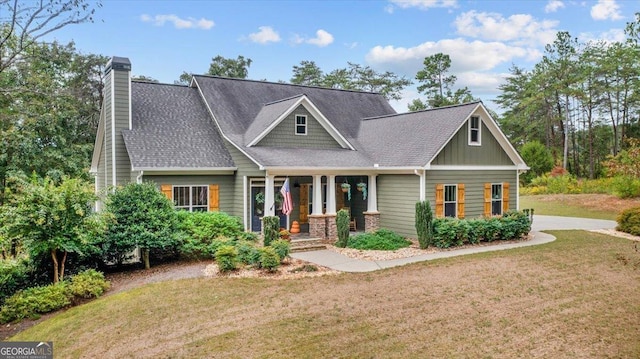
<box><xmin>90</xmin><ymin>56</ymin><xmax>528</xmax><ymax>239</ymax></box>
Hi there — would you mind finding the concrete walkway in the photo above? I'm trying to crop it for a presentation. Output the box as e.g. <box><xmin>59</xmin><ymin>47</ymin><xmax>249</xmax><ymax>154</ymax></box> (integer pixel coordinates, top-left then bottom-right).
<box><xmin>290</xmin><ymin>215</ymin><xmax>617</xmax><ymax>273</ymax></box>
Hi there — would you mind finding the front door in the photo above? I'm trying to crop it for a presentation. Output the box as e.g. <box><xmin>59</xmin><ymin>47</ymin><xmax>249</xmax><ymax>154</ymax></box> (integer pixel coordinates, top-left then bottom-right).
<box><xmin>250</xmin><ymin>180</ymin><xmax>288</xmax><ymax>232</ymax></box>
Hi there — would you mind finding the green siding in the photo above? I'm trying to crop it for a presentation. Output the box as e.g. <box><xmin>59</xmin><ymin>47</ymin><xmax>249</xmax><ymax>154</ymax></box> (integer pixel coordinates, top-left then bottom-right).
<box><xmin>143</xmin><ymin>175</ymin><xmax>235</xmax><ymax>214</ymax></box>
<box><xmin>425</xmin><ymin>170</ymin><xmax>517</xmax><ymax>218</ymax></box>
<box><xmin>378</xmin><ymin>174</ymin><xmax>420</xmax><ymax>238</ymax></box>
<box><xmin>103</xmin><ymin>77</ymin><xmax>112</xmax><ymax>188</ymax></box>
<box><xmin>113</xmin><ymin>70</ymin><xmax>132</xmax><ymax>185</ymax></box>
<box><xmin>256</xmin><ymin>105</ymin><xmax>341</xmax><ymax>149</ymax></box>
<box><xmin>433</xmin><ymin>120</ymin><xmax>513</xmax><ymax>166</ymax></box>
<box><xmin>224</xmin><ymin>140</ymin><xmax>264</xmax><ymax>219</ymax></box>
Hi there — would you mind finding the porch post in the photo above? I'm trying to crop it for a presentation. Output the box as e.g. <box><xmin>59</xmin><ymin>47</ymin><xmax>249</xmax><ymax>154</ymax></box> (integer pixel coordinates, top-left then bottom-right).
<box><xmin>326</xmin><ymin>175</ymin><xmax>337</xmax><ymax>240</ymax></box>
<box><xmin>364</xmin><ymin>174</ymin><xmax>380</xmax><ymax>232</ymax></box>
<box><xmin>264</xmin><ymin>174</ymin><xmax>275</xmax><ymax>217</ymax></box>
<box><xmin>309</xmin><ymin>174</ymin><xmax>326</xmax><ymax>239</ymax></box>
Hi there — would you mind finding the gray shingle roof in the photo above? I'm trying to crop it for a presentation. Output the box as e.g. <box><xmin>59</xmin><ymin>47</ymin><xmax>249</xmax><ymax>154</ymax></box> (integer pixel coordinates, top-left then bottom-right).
<box><xmin>243</xmin><ymin>94</ymin><xmax>304</xmax><ymax>144</ymax></box>
<box><xmin>123</xmin><ymin>81</ymin><xmax>234</xmax><ymax>169</ymax></box>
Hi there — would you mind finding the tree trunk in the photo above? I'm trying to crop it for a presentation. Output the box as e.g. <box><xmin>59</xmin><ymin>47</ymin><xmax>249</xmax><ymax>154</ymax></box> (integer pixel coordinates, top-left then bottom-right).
<box><xmin>59</xmin><ymin>251</ymin><xmax>67</xmax><ymax>281</ymax></box>
<box><xmin>142</xmin><ymin>248</ymin><xmax>150</xmax><ymax>269</ymax></box>
<box><xmin>51</xmin><ymin>249</ymin><xmax>59</xmax><ymax>283</ymax></box>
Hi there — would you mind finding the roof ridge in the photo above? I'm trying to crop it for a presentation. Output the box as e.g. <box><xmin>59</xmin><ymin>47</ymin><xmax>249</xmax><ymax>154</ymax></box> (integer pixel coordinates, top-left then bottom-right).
<box><xmin>362</xmin><ymin>101</ymin><xmax>482</xmax><ymax>121</ymax></box>
<box><xmin>132</xmin><ymin>80</ymin><xmax>190</xmax><ymax>88</ymax></box>
<box><xmin>192</xmin><ymin>74</ymin><xmax>385</xmax><ymax>96</ymax></box>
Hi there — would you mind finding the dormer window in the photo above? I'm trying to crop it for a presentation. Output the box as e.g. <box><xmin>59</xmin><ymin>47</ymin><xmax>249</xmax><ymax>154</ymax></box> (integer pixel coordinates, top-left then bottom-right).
<box><xmin>295</xmin><ymin>115</ymin><xmax>307</xmax><ymax>135</ymax></box>
<box><xmin>469</xmin><ymin>116</ymin><xmax>481</xmax><ymax>146</ymax></box>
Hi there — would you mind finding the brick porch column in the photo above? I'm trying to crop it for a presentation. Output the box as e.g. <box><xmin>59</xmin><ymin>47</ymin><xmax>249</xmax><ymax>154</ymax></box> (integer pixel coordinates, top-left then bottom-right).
<box><xmin>308</xmin><ymin>214</ymin><xmax>326</xmax><ymax>239</ymax></box>
<box><xmin>363</xmin><ymin>211</ymin><xmax>380</xmax><ymax>233</ymax></box>
<box><xmin>325</xmin><ymin>214</ymin><xmax>337</xmax><ymax>240</ymax></box>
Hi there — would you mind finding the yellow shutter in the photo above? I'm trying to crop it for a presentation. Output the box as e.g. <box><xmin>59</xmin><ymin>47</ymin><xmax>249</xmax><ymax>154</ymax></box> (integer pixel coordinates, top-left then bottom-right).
<box><xmin>484</xmin><ymin>183</ymin><xmax>491</xmax><ymax>217</ymax></box>
<box><xmin>299</xmin><ymin>184</ymin><xmax>309</xmax><ymax>223</ymax></box>
<box><xmin>336</xmin><ymin>183</ymin><xmax>345</xmax><ymax>210</ymax></box>
<box><xmin>208</xmin><ymin>184</ymin><xmax>219</xmax><ymax>212</ymax></box>
<box><xmin>435</xmin><ymin>184</ymin><xmax>444</xmax><ymax>218</ymax></box>
<box><xmin>161</xmin><ymin>184</ymin><xmax>172</xmax><ymax>202</ymax></box>
<box><xmin>457</xmin><ymin>183</ymin><xmax>465</xmax><ymax>219</ymax></box>
<box><xmin>502</xmin><ymin>182</ymin><xmax>510</xmax><ymax>213</ymax></box>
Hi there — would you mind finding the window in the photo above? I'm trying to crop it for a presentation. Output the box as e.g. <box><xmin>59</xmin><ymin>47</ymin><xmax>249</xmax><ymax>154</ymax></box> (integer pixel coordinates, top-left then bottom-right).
<box><xmin>491</xmin><ymin>184</ymin><xmax>502</xmax><ymax>216</ymax></box>
<box><xmin>444</xmin><ymin>184</ymin><xmax>457</xmax><ymax>218</ymax></box>
<box><xmin>173</xmin><ymin>185</ymin><xmax>208</xmax><ymax>212</ymax></box>
<box><xmin>295</xmin><ymin>115</ymin><xmax>307</xmax><ymax>135</ymax></box>
<box><xmin>469</xmin><ymin>116</ymin><xmax>481</xmax><ymax>145</ymax></box>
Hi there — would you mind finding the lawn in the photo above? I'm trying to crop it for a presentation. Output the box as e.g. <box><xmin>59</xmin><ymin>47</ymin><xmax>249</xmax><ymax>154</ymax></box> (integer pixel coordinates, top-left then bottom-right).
<box><xmin>10</xmin><ymin>231</ymin><xmax>640</xmax><ymax>358</ymax></box>
<box><xmin>520</xmin><ymin>194</ymin><xmax>640</xmax><ymax>220</ymax></box>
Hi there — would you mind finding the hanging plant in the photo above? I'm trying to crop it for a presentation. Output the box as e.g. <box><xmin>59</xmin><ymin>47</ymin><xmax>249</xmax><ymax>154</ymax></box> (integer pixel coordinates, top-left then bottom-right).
<box><xmin>341</xmin><ymin>182</ymin><xmax>351</xmax><ymax>201</ymax></box>
<box><xmin>357</xmin><ymin>182</ymin><xmax>367</xmax><ymax>200</ymax></box>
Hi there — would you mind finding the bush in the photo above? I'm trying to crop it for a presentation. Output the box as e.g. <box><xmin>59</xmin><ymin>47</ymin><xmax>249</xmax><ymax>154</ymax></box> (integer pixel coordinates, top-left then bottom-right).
<box><xmin>262</xmin><ymin>216</ymin><xmax>280</xmax><ymax>247</ymax></box>
<box><xmin>433</xmin><ymin>218</ymin><xmax>470</xmax><ymax>248</ymax></box>
<box><xmin>236</xmin><ymin>241</ymin><xmax>261</xmax><ymax>266</ymax></box>
<box><xmin>336</xmin><ymin>209</ymin><xmax>350</xmax><ymax>248</ymax></box>
<box><xmin>0</xmin><ymin>283</ymin><xmax>70</xmax><ymax>323</ymax></box>
<box><xmin>415</xmin><ymin>201</ymin><xmax>434</xmax><ymax>249</ymax></box>
<box><xmin>612</xmin><ymin>176</ymin><xmax>640</xmax><ymax>199</ymax></box>
<box><xmin>432</xmin><ymin>212</ymin><xmax>531</xmax><ymax>248</ymax></box>
<box><xmin>67</xmin><ymin>269</ymin><xmax>110</xmax><ymax>300</ymax></box>
<box><xmin>176</xmin><ymin>211</ymin><xmax>243</xmax><ymax>243</ymax></box>
<box><xmin>520</xmin><ymin>141</ymin><xmax>554</xmax><ymax>184</ymax></box>
<box><xmin>347</xmin><ymin>229</ymin><xmax>411</xmax><ymax>251</ymax></box>
<box><xmin>0</xmin><ymin>258</ymin><xmax>33</xmax><ymax>305</ymax></box>
<box><xmin>237</xmin><ymin>231</ymin><xmax>259</xmax><ymax>242</ymax></box>
<box><xmin>215</xmin><ymin>245</ymin><xmax>238</xmax><ymax>272</ymax></box>
<box><xmin>259</xmin><ymin>247</ymin><xmax>280</xmax><ymax>272</ymax></box>
<box><xmin>617</xmin><ymin>207</ymin><xmax>640</xmax><ymax>236</ymax></box>
<box><xmin>270</xmin><ymin>239</ymin><xmax>290</xmax><ymax>262</ymax></box>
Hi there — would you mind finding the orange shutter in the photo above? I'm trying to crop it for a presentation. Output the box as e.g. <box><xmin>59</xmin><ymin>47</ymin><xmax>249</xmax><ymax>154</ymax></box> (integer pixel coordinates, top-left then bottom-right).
<box><xmin>435</xmin><ymin>184</ymin><xmax>444</xmax><ymax>218</ymax></box>
<box><xmin>161</xmin><ymin>184</ymin><xmax>172</xmax><ymax>202</ymax></box>
<box><xmin>299</xmin><ymin>184</ymin><xmax>309</xmax><ymax>223</ymax></box>
<box><xmin>208</xmin><ymin>184</ymin><xmax>219</xmax><ymax>212</ymax></box>
<box><xmin>483</xmin><ymin>183</ymin><xmax>491</xmax><ymax>217</ymax></box>
<box><xmin>502</xmin><ymin>182</ymin><xmax>510</xmax><ymax>213</ymax></box>
<box><xmin>335</xmin><ymin>184</ymin><xmax>345</xmax><ymax>210</ymax></box>
<box><xmin>457</xmin><ymin>183</ymin><xmax>465</xmax><ymax>219</ymax></box>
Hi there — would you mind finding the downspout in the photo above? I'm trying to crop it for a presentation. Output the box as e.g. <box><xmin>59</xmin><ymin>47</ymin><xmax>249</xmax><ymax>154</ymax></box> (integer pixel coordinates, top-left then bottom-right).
<box><xmin>136</xmin><ymin>170</ymin><xmax>144</xmax><ymax>184</ymax></box>
<box><xmin>414</xmin><ymin>169</ymin><xmax>426</xmax><ymax>202</ymax></box>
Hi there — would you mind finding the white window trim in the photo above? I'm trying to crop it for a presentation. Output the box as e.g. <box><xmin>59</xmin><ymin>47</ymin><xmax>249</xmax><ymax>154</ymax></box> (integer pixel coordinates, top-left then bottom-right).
<box><xmin>443</xmin><ymin>184</ymin><xmax>457</xmax><ymax>218</ymax></box>
<box><xmin>173</xmin><ymin>185</ymin><xmax>209</xmax><ymax>212</ymax></box>
<box><xmin>491</xmin><ymin>183</ymin><xmax>503</xmax><ymax>216</ymax></box>
<box><xmin>295</xmin><ymin>114</ymin><xmax>307</xmax><ymax>136</ymax></box>
<box><xmin>468</xmin><ymin>116</ymin><xmax>481</xmax><ymax>146</ymax></box>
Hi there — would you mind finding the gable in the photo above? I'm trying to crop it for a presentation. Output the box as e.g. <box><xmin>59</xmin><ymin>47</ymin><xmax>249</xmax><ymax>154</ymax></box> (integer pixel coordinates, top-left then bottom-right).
<box><xmin>256</xmin><ymin>105</ymin><xmax>342</xmax><ymax>149</ymax></box>
<box><xmin>432</xmin><ymin>119</ymin><xmax>513</xmax><ymax>166</ymax></box>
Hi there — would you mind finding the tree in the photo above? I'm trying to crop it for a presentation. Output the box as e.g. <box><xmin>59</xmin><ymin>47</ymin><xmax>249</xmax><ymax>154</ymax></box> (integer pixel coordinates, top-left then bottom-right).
<box><xmin>207</xmin><ymin>55</ymin><xmax>252</xmax><ymax>78</ymax></box>
<box><xmin>414</xmin><ymin>53</ymin><xmax>476</xmax><ymax>109</ymax></box>
<box><xmin>0</xmin><ymin>0</ymin><xmax>101</xmax><ymax>74</ymax></box>
<box><xmin>132</xmin><ymin>75</ymin><xmax>158</xmax><ymax>82</ymax></box>
<box><xmin>290</xmin><ymin>60</ymin><xmax>324</xmax><ymax>86</ymax></box>
<box><xmin>520</xmin><ymin>141</ymin><xmax>554</xmax><ymax>184</ymax></box>
<box><xmin>104</xmin><ymin>183</ymin><xmax>180</xmax><ymax>269</ymax></box>
<box><xmin>1</xmin><ymin>176</ymin><xmax>101</xmax><ymax>283</ymax></box>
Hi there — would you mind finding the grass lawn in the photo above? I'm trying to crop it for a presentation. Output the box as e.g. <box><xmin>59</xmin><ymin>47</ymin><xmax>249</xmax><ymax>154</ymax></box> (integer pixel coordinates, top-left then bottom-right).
<box><xmin>520</xmin><ymin>194</ymin><xmax>640</xmax><ymax>220</ymax></box>
<box><xmin>10</xmin><ymin>231</ymin><xmax>640</xmax><ymax>358</ymax></box>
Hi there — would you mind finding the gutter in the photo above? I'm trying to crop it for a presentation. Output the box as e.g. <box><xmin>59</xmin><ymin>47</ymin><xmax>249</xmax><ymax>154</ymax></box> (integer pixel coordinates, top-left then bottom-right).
<box><xmin>414</xmin><ymin>169</ymin><xmax>426</xmax><ymax>201</ymax></box>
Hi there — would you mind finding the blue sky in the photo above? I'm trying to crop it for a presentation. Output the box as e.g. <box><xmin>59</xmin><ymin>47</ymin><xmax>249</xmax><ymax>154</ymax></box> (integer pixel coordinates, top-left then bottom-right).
<box><xmin>45</xmin><ymin>0</ymin><xmax>638</xmax><ymax>112</ymax></box>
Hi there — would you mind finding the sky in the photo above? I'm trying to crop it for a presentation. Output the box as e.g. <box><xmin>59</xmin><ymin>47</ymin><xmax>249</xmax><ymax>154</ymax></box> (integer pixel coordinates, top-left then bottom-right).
<box><xmin>43</xmin><ymin>0</ymin><xmax>639</xmax><ymax>112</ymax></box>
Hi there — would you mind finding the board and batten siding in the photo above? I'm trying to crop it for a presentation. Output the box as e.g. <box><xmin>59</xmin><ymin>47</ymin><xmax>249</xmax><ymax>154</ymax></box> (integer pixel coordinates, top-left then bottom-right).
<box><xmin>425</xmin><ymin>170</ymin><xmax>517</xmax><ymax>218</ymax></box>
<box><xmin>113</xmin><ymin>69</ymin><xmax>132</xmax><ymax>185</ymax></box>
<box><xmin>432</xmin><ymin>121</ymin><xmax>513</xmax><ymax>166</ymax></box>
<box><xmin>224</xmin><ymin>140</ymin><xmax>264</xmax><ymax>219</ymax></box>
<box><xmin>103</xmin><ymin>78</ymin><xmax>113</xmax><ymax>188</ymax></box>
<box><xmin>256</xmin><ymin>105</ymin><xmax>341</xmax><ymax>149</ymax></box>
<box><xmin>377</xmin><ymin>174</ymin><xmax>420</xmax><ymax>238</ymax></box>
<box><xmin>143</xmin><ymin>175</ymin><xmax>234</xmax><ymax>213</ymax></box>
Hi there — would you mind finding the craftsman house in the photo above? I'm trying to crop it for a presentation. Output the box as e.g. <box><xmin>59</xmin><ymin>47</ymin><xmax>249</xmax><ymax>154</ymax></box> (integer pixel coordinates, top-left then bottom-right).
<box><xmin>91</xmin><ymin>57</ymin><xmax>528</xmax><ymax>239</ymax></box>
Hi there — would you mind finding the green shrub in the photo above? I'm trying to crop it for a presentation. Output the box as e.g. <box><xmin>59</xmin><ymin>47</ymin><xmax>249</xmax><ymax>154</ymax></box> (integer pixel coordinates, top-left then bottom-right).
<box><xmin>0</xmin><ymin>283</ymin><xmax>70</xmax><ymax>323</ymax></box>
<box><xmin>176</xmin><ymin>211</ymin><xmax>243</xmax><ymax>242</ymax></box>
<box><xmin>415</xmin><ymin>201</ymin><xmax>434</xmax><ymax>249</ymax></box>
<box><xmin>259</xmin><ymin>247</ymin><xmax>280</xmax><ymax>272</ymax></box>
<box><xmin>617</xmin><ymin>206</ymin><xmax>640</xmax><ymax>236</ymax></box>
<box><xmin>433</xmin><ymin>212</ymin><xmax>531</xmax><ymax>248</ymax></box>
<box><xmin>347</xmin><ymin>229</ymin><xmax>411</xmax><ymax>251</ymax></box>
<box><xmin>0</xmin><ymin>258</ymin><xmax>33</xmax><ymax>305</ymax></box>
<box><xmin>336</xmin><ymin>208</ymin><xmax>350</xmax><ymax>248</ymax></box>
<box><xmin>237</xmin><ymin>231</ymin><xmax>259</xmax><ymax>242</ymax></box>
<box><xmin>270</xmin><ymin>239</ymin><xmax>290</xmax><ymax>262</ymax></box>
<box><xmin>67</xmin><ymin>269</ymin><xmax>110</xmax><ymax>300</ymax></box>
<box><xmin>612</xmin><ymin>176</ymin><xmax>640</xmax><ymax>199</ymax></box>
<box><xmin>215</xmin><ymin>245</ymin><xmax>238</xmax><ymax>272</ymax></box>
<box><xmin>432</xmin><ymin>218</ymin><xmax>470</xmax><ymax>248</ymax></box>
<box><xmin>235</xmin><ymin>241</ymin><xmax>261</xmax><ymax>266</ymax></box>
<box><xmin>262</xmin><ymin>216</ymin><xmax>280</xmax><ymax>247</ymax></box>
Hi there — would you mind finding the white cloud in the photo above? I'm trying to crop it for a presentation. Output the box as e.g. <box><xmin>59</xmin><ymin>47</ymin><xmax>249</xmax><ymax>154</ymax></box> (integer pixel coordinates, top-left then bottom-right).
<box><xmin>544</xmin><ymin>0</ymin><xmax>565</xmax><ymax>13</ymax></box>
<box><xmin>454</xmin><ymin>10</ymin><xmax>558</xmax><ymax>46</ymax></box>
<box><xmin>578</xmin><ymin>28</ymin><xmax>626</xmax><ymax>44</ymax></box>
<box><xmin>291</xmin><ymin>29</ymin><xmax>334</xmax><ymax>47</ymax></box>
<box><xmin>388</xmin><ymin>0</ymin><xmax>458</xmax><ymax>11</ymax></box>
<box><xmin>248</xmin><ymin>26</ymin><xmax>281</xmax><ymax>44</ymax></box>
<box><xmin>591</xmin><ymin>0</ymin><xmax>623</xmax><ymax>21</ymax></box>
<box><xmin>140</xmin><ymin>14</ymin><xmax>214</xmax><ymax>30</ymax></box>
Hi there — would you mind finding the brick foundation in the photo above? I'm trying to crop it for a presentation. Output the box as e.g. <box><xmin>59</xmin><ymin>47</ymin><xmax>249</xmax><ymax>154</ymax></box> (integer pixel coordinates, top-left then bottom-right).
<box><xmin>364</xmin><ymin>211</ymin><xmax>380</xmax><ymax>233</ymax></box>
<box><xmin>325</xmin><ymin>214</ymin><xmax>337</xmax><ymax>241</ymax></box>
<box><xmin>308</xmin><ymin>214</ymin><xmax>326</xmax><ymax>239</ymax></box>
